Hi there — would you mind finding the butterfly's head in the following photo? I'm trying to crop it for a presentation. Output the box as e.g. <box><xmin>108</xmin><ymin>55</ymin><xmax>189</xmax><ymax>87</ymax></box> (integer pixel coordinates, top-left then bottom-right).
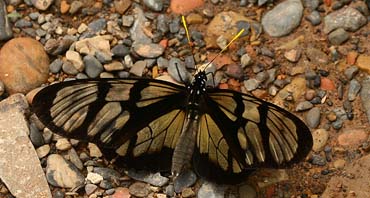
<box><xmin>189</xmin><ymin>70</ymin><xmax>207</xmax><ymax>95</ymax></box>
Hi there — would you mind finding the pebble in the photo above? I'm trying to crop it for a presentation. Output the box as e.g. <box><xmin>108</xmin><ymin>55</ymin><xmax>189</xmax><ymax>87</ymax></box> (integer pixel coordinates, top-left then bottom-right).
<box><xmin>306</xmin><ymin>107</ymin><xmax>321</xmax><ymax>128</ymax></box>
<box><xmin>0</xmin><ymin>0</ymin><xmax>13</xmax><ymax>40</ymax></box>
<box><xmin>44</xmin><ymin>38</ymin><xmax>74</xmax><ymax>56</ymax></box>
<box><xmin>311</xmin><ymin>154</ymin><xmax>327</xmax><ymax>166</ymax></box>
<box><xmin>85</xmin><ymin>184</ymin><xmax>98</xmax><ymax>195</ymax></box>
<box><xmin>88</xmin><ymin>18</ymin><xmax>107</xmax><ymax>34</ymax></box>
<box><xmin>312</xmin><ymin>129</ymin><xmax>329</xmax><ymax>152</ymax></box>
<box><xmin>128</xmin><ymin>182</ymin><xmax>151</xmax><ymax>197</ymax></box>
<box><xmin>14</xmin><ymin>19</ymin><xmax>32</xmax><ymax>28</ymax></box>
<box><xmin>94</xmin><ymin>167</ymin><xmax>121</xmax><ymax>182</ymax></box>
<box><xmin>261</xmin><ymin>0</ymin><xmax>303</xmax><ymax>37</ymax></box>
<box><xmin>295</xmin><ymin>101</ymin><xmax>313</xmax><ymax>111</ymax></box>
<box><xmin>328</xmin><ymin>28</ymin><xmax>349</xmax><ymax>45</ymax></box>
<box><xmin>226</xmin><ymin>64</ymin><xmax>243</xmax><ymax>79</ymax></box>
<box><xmin>170</xmin><ymin>0</ymin><xmax>204</xmax><ymax>14</ymax></box>
<box><xmin>344</xmin><ymin>66</ymin><xmax>359</xmax><ymax>80</ymax></box>
<box><xmin>284</xmin><ymin>49</ymin><xmax>301</xmax><ymax>62</ymax></box>
<box><xmin>348</xmin><ymin>79</ymin><xmax>361</xmax><ymax>101</ymax></box>
<box><xmin>29</xmin><ymin>122</ymin><xmax>44</xmax><ymax>147</ymax></box>
<box><xmin>69</xmin><ymin>1</ymin><xmax>83</xmax><ymax>14</ymax></box>
<box><xmin>360</xmin><ymin>76</ymin><xmax>370</xmax><ymax>123</ymax></box>
<box><xmin>95</xmin><ymin>50</ymin><xmax>113</xmax><ymax>64</ymax></box>
<box><xmin>333</xmin><ymin>159</ymin><xmax>346</xmax><ymax>169</ymax></box>
<box><xmin>197</xmin><ymin>182</ymin><xmax>225</xmax><ymax>198</ymax></box>
<box><xmin>86</xmin><ymin>172</ymin><xmax>104</xmax><ymax>184</ymax></box>
<box><xmin>130</xmin><ymin>60</ymin><xmax>147</xmax><ymax>77</ymax></box>
<box><xmin>104</xmin><ymin>61</ymin><xmax>124</xmax><ymax>71</ymax></box>
<box><xmin>55</xmin><ymin>138</ymin><xmax>72</xmax><ymax>151</ymax></box>
<box><xmin>114</xmin><ymin>0</ymin><xmax>132</xmax><ymax>14</ymax></box>
<box><xmin>111</xmin><ymin>187</ymin><xmax>130</xmax><ymax>198</ymax></box>
<box><xmin>83</xmin><ymin>55</ymin><xmax>104</xmax><ymax>78</ymax></box>
<box><xmin>182</xmin><ymin>188</ymin><xmax>195</xmax><ymax>197</ymax></box>
<box><xmin>326</xmin><ymin>111</ymin><xmax>337</xmax><ymax>122</ymax></box>
<box><xmin>240</xmin><ymin>53</ymin><xmax>252</xmax><ymax>67</ymax></box>
<box><xmin>320</xmin><ymin>77</ymin><xmax>336</xmax><ymax>91</ymax></box>
<box><xmin>303</xmin><ymin>0</ymin><xmax>319</xmax><ymax>11</ymax></box>
<box><xmin>168</xmin><ymin>58</ymin><xmax>191</xmax><ymax>83</ymax></box>
<box><xmin>174</xmin><ymin>169</ymin><xmax>197</xmax><ymax>193</ymax></box>
<box><xmin>132</xmin><ymin>43</ymin><xmax>165</xmax><ymax>58</ymax></box>
<box><xmin>75</xmin><ymin>36</ymin><xmax>112</xmax><ymax>60</ymax></box>
<box><xmin>306</xmin><ymin>47</ymin><xmax>329</xmax><ymax>65</ymax></box>
<box><xmin>356</xmin><ymin>55</ymin><xmax>370</xmax><ymax>75</ymax></box>
<box><xmin>31</xmin><ymin>0</ymin><xmax>53</xmax><ymax>10</ymax></box>
<box><xmin>337</xmin><ymin>129</ymin><xmax>368</xmax><ymax>146</ymax></box>
<box><xmin>36</xmin><ymin>143</ymin><xmax>49</xmax><ymax>160</ymax></box>
<box><xmin>127</xmin><ymin>170</ymin><xmax>169</xmax><ymax>187</ymax></box>
<box><xmin>88</xmin><ymin>143</ymin><xmax>103</xmax><ymax>158</ymax></box>
<box><xmin>62</xmin><ymin>61</ymin><xmax>79</xmax><ymax>75</ymax></box>
<box><xmin>244</xmin><ymin>79</ymin><xmax>259</xmax><ymax>91</ymax></box>
<box><xmin>186</xmin><ymin>13</ymin><xmax>203</xmax><ymax>24</ymax></box>
<box><xmin>143</xmin><ymin>0</ymin><xmax>163</xmax><ymax>11</ymax></box>
<box><xmin>99</xmin><ymin>179</ymin><xmax>113</xmax><ymax>189</ymax></box>
<box><xmin>46</xmin><ymin>154</ymin><xmax>84</xmax><ymax>188</ymax></box>
<box><xmin>66</xmin><ymin>50</ymin><xmax>84</xmax><ymax>72</ymax></box>
<box><xmin>324</xmin><ymin>7</ymin><xmax>367</xmax><ymax>34</ymax></box>
<box><xmin>111</xmin><ymin>44</ymin><xmax>130</xmax><ymax>58</ymax></box>
<box><xmin>0</xmin><ymin>37</ymin><xmax>49</xmax><ymax>94</ymax></box>
<box><xmin>67</xmin><ymin>148</ymin><xmax>84</xmax><ymax>170</ymax></box>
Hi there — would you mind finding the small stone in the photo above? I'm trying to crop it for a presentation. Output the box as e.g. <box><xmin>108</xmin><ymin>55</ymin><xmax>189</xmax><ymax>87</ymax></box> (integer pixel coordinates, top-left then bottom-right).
<box><xmin>143</xmin><ymin>0</ymin><xmax>162</xmax><ymax>11</ymax></box>
<box><xmin>111</xmin><ymin>44</ymin><xmax>130</xmax><ymax>58</ymax></box>
<box><xmin>305</xmin><ymin>10</ymin><xmax>321</xmax><ymax>26</ymax></box>
<box><xmin>66</xmin><ymin>50</ymin><xmax>84</xmax><ymax>72</ymax></box>
<box><xmin>326</xmin><ymin>111</ymin><xmax>337</xmax><ymax>122</ymax></box>
<box><xmin>324</xmin><ymin>7</ymin><xmax>367</xmax><ymax>34</ymax></box>
<box><xmin>182</xmin><ymin>188</ymin><xmax>195</xmax><ymax>197</ymax></box>
<box><xmin>83</xmin><ymin>55</ymin><xmax>103</xmax><ymax>78</ymax></box>
<box><xmin>240</xmin><ymin>53</ymin><xmax>252</xmax><ymax>68</ymax></box>
<box><xmin>186</xmin><ymin>13</ymin><xmax>203</xmax><ymax>24</ymax></box>
<box><xmin>244</xmin><ymin>79</ymin><xmax>259</xmax><ymax>91</ymax></box>
<box><xmin>94</xmin><ymin>167</ymin><xmax>121</xmax><ymax>182</ymax></box>
<box><xmin>344</xmin><ymin>65</ymin><xmax>359</xmax><ymax>80</ymax></box>
<box><xmin>157</xmin><ymin>57</ymin><xmax>169</xmax><ymax>69</ymax></box>
<box><xmin>348</xmin><ymin>79</ymin><xmax>361</xmax><ymax>101</ymax></box>
<box><xmin>311</xmin><ymin>154</ymin><xmax>326</xmax><ymax>166</ymax></box>
<box><xmin>67</xmin><ymin>148</ymin><xmax>84</xmax><ymax>170</ymax></box>
<box><xmin>99</xmin><ymin>180</ymin><xmax>113</xmax><ymax>189</ymax></box>
<box><xmin>333</xmin><ymin>159</ymin><xmax>346</xmax><ymax>169</ymax></box>
<box><xmin>86</xmin><ymin>172</ymin><xmax>104</xmax><ymax>184</ymax></box>
<box><xmin>306</xmin><ymin>47</ymin><xmax>329</xmax><ymax>65</ymax></box>
<box><xmin>239</xmin><ymin>184</ymin><xmax>257</xmax><ymax>198</ymax></box>
<box><xmin>284</xmin><ymin>49</ymin><xmax>301</xmax><ymax>62</ymax></box>
<box><xmin>104</xmin><ymin>61</ymin><xmax>124</xmax><ymax>71</ymax></box>
<box><xmin>132</xmin><ymin>43</ymin><xmax>165</xmax><ymax>58</ymax></box>
<box><xmin>337</xmin><ymin>129</ymin><xmax>368</xmax><ymax>146</ymax></box>
<box><xmin>198</xmin><ymin>182</ymin><xmax>225</xmax><ymax>198</ymax></box>
<box><xmin>129</xmin><ymin>182</ymin><xmax>151</xmax><ymax>197</ymax></box>
<box><xmin>122</xmin><ymin>15</ymin><xmax>134</xmax><ymax>27</ymax></box>
<box><xmin>0</xmin><ymin>37</ymin><xmax>49</xmax><ymax>94</ymax></box>
<box><xmin>46</xmin><ymin>154</ymin><xmax>84</xmax><ymax>188</ymax></box>
<box><xmin>62</xmin><ymin>61</ymin><xmax>79</xmax><ymax>75</ymax></box>
<box><xmin>36</xmin><ymin>144</ymin><xmax>50</xmax><ymax>158</ymax></box>
<box><xmin>60</xmin><ymin>0</ymin><xmax>70</xmax><ymax>14</ymax></box>
<box><xmin>312</xmin><ymin>129</ymin><xmax>329</xmax><ymax>152</ymax></box>
<box><xmin>77</xmin><ymin>23</ymin><xmax>88</xmax><ymax>33</ymax></box>
<box><xmin>69</xmin><ymin>1</ymin><xmax>83</xmax><ymax>14</ymax></box>
<box><xmin>88</xmin><ymin>143</ymin><xmax>103</xmax><ymax>158</ymax></box>
<box><xmin>31</xmin><ymin>0</ymin><xmax>53</xmax><ymax>10</ymax></box>
<box><xmin>226</xmin><ymin>64</ymin><xmax>243</xmax><ymax>79</ymax></box>
<box><xmin>55</xmin><ymin>138</ymin><xmax>72</xmax><ymax>151</ymax></box>
<box><xmin>49</xmin><ymin>58</ymin><xmax>63</xmax><ymax>74</ymax></box>
<box><xmin>357</xmin><ymin>55</ymin><xmax>370</xmax><ymax>75</ymax></box>
<box><xmin>130</xmin><ymin>60</ymin><xmax>146</xmax><ymax>77</ymax></box>
<box><xmin>306</xmin><ymin>107</ymin><xmax>321</xmax><ymax>128</ymax></box>
<box><xmin>328</xmin><ymin>28</ymin><xmax>349</xmax><ymax>45</ymax></box>
<box><xmin>85</xmin><ymin>183</ymin><xmax>98</xmax><ymax>195</ymax></box>
<box><xmin>44</xmin><ymin>38</ymin><xmax>74</xmax><ymax>56</ymax></box>
<box><xmin>111</xmin><ymin>187</ymin><xmax>130</xmax><ymax>198</ymax></box>
<box><xmin>320</xmin><ymin>77</ymin><xmax>336</xmax><ymax>91</ymax></box>
<box><xmin>170</xmin><ymin>0</ymin><xmax>204</xmax><ymax>14</ymax></box>
<box><xmin>305</xmin><ymin>89</ymin><xmax>316</xmax><ymax>101</ymax></box>
<box><xmin>114</xmin><ymin>0</ymin><xmax>131</xmax><ymax>14</ymax></box>
<box><xmin>295</xmin><ymin>101</ymin><xmax>313</xmax><ymax>111</ymax></box>
<box><xmin>127</xmin><ymin>170</ymin><xmax>169</xmax><ymax>187</ymax></box>
<box><xmin>261</xmin><ymin>0</ymin><xmax>303</xmax><ymax>37</ymax></box>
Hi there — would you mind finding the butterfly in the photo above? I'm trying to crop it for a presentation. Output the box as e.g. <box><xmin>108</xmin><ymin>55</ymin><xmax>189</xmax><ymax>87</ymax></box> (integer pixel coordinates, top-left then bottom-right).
<box><xmin>32</xmin><ymin>18</ymin><xmax>312</xmax><ymax>184</ymax></box>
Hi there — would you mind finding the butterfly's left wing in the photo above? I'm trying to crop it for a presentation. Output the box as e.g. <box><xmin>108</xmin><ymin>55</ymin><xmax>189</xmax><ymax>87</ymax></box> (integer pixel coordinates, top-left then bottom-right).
<box><xmin>32</xmin><ymin>78</ymin><xmax>188</xmax><ymax>171</ymax></box>
<box><xmin>193</xmin><ymin>89</ymin><xmax>312</xmax><ymax>183</ymax></box>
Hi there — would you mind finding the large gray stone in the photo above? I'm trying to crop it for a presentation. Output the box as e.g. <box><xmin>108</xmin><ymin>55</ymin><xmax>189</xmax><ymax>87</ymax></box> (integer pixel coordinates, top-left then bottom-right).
<box><xmin>0</xmin><ymin>94</ymin><xmax>52</xmax><ymax>198</ymax></box>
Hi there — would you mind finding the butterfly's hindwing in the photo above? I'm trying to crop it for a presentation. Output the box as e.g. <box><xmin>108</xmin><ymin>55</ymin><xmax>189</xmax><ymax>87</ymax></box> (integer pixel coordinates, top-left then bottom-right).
<box><xmin>192</xmin><ymin>88</ymin><xmax>312</xmax><ymax>182</ymax></box>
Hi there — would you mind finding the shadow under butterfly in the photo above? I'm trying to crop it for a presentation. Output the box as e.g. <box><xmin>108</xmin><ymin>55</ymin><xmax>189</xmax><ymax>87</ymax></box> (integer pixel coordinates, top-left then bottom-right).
<box><xmin>32</xmin><ymin>18</ymin><xmax>313</xmax><ymax>185</ymax></box>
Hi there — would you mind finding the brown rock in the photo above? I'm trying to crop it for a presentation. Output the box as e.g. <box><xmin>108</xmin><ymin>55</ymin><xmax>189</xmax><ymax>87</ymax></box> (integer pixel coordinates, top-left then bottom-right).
<box><xmin>337</xmin><ymin>129</ymin><xmax>368</xmax><ymax>147</ymax></box>
<box><xmin>356</xmin><ymin>55</ymin><xmax>370</xmax><ymax>74</ymax></box>
<box><xmin>60</xmin><ymin>0</ymin><xmax>70</xmax><ymax>14</ymax></box>
<box><xmin>0</xmin><ymin>38</ymin><xmax>49</xmax><ymax>94</ymax></box>
<box><xmin>170</xmin><ymin>0</ymin><xmax>204</xmax><ymax>14</ymax></box>
<box><xmin>347</xmin><ymin>51</ymin><xmax>358</xmax><ymax>65</ymax></box>
<box><xmin>320</xmin><ymin>77</ymin><xmax>336</xmax><ymax>91</ymax></box>
<box><xmin>112</xmin><ymin>187</ymin><xmax>130</xmax><ymax>198</ymax></box>
<box><xmin>114</xmin><ymin>0</ymin><xmax>131</xmax><ymax>14</ymax></box>
<box><xmin>305</xmin><ymin>47</ymin><xmax>329</xmax><ymax>65</ymax></box>
<box><xmin>186</xmin><ymin>13</ymin><xmax>203</xmax><ymax>24</ymax></box>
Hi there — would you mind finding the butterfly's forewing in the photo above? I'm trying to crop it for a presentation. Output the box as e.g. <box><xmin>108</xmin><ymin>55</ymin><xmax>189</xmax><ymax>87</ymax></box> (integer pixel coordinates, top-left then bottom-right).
<box><xmin>32</xmin><ymin>78</ymin><xmax>188</xmax><ymax>170</ymax></box>
<box><xmin>193</xmin><ymin>89</ymin><xmax>312</xmax><ymax>183</ymax></box>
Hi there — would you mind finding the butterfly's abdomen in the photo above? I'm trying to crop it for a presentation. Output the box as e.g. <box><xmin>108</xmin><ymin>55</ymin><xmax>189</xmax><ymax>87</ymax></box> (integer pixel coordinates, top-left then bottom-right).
<box><xmin>171</xmin><ymin>111</ymin><xmax>200</xmax><ymax>176</ymax></box>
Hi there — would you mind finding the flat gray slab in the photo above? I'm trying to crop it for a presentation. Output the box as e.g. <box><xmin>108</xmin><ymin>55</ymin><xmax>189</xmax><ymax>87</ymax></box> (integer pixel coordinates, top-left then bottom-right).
<box><xmin>0</xmin><ymin>94</ymin><xmax>52</xmax><ymax>198</ymax></box>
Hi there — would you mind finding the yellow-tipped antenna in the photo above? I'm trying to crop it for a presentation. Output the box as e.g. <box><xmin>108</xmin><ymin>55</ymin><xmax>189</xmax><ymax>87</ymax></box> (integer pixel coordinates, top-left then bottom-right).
<box><xmin>205</xmin><ymin>29</ymin><xmax>245</xmax><ymax>69</ymax></box>
<box><xmin>182</xmin><ymin>16</ymin><xmax>192</xmax><ymax>47</ymax></box>
<box><xmin>181</xmin><ymin>15</ymin><xmax>245</xmax><ymax>71</ymax></box>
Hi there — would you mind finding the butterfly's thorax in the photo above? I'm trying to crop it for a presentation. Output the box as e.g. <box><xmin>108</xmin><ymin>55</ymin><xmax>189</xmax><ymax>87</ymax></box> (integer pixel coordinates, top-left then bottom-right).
<box><xmin>171</xmin><ymin>71</ymin><xmax>207</xmax><ymax>176</ymax></box>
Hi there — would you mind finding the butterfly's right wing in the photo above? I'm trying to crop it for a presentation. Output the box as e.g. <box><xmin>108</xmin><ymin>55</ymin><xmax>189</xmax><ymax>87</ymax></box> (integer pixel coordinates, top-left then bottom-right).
<box><xmin>32</xmin><ymin>78</ymin><xmax>188</xmax><ymax>170</ymax></box>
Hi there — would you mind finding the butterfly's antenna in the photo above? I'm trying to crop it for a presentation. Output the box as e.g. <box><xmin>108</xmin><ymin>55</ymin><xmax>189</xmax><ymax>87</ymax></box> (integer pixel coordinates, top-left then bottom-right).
<box><xmin>181</xmin><ymin>15</ymin><xmax>195</xmax><ymax>70</ymax></box>
<box><xmin>175</xmin><ymin>63</ymin><xmax>185</xmax><ymax>83</ymax></box>
<box><xmin>204</xmin><ymin>29</ymin><xmax>245</xmax><ymax>70</ymax></box>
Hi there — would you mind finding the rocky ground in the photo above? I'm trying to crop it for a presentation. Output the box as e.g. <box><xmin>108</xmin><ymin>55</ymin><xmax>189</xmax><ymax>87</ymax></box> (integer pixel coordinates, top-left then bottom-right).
<box><xmin>1</xmin><ymin>0</ymin><xmax>370</xmax><ymax>197</ymax></box>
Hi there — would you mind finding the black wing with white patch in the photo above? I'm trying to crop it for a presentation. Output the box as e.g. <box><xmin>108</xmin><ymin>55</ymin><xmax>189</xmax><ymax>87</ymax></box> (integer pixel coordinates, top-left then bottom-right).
<box><xmin>193</xmin><ymin>88</ymin><xmax>312</xmax><ymax>183</ymax></box>
<box><xmin>32</xmin><ymin>78</ymin><xmax>188</xmax><ymax>170</ymax></box>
